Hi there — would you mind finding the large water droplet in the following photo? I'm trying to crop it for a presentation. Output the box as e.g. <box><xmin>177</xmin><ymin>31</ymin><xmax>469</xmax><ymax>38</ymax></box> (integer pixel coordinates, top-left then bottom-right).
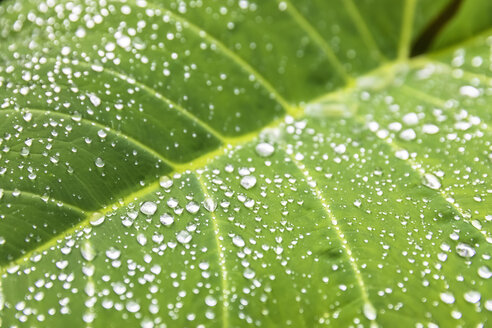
<box><xmin>240</xmin><ymin>175</ymin><xmax>257</xmax><ymax>189</ymax></box>
<box><xmin>140</xmin><ymin>201</ymin><xmax>157</xmax><ymax>215</ymax></box>
<box><xmin>80</xmin><ymin>241</ymin><xmax>96</xmax><ymax>261</ymax></box>
<box><xmin>177</xmin><ymin>230</ymin><xmax>192</xmax><ymax>244</ymax></box>
<box><xmin>160</xmin><ymin>213</ymin><xmax>174</xmax><ymax>226</ymax></box>
<box><xmin>363</xmin><ymin>303</ymin><xmax>377</xmax><ymax>320</ymax></box>
<box><xmin>456</xmin><ymin>243</ymin><xmax>475</xmax><ymax>258</ymax></box>
<box><xmin>422</xmin><ymin>173</ymin><xmax>441</xmax><ymax>190</ymax></box>
<box><xmin>255</xmin><ymin>142</ymin><xmax>275</xmax><ymax>157</ymax></box>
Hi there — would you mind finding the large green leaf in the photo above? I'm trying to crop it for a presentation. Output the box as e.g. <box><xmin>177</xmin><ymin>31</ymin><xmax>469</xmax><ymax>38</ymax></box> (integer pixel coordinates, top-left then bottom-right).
<box><xmin>0</xmin><ymin>0</ymin><xmax>491</xmax><ymax>326</ymax></box>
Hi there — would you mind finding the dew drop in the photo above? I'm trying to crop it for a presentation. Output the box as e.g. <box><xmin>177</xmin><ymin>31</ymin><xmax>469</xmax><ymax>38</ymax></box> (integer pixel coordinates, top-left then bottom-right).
<box><xmin>90</xmin><ymin>212</ymin><xmax>105</xmax><ymax>226</ymax></box>
<box><xmin>255</xmin><ymin>142</ymin><xmax>275</xmax><ymax>157</ymax></box>
<box><xmin>177</xmin><ymin>230</ymin><xmax>192</xmax><ymax>244</ymax></box>
<box><xmin>160</xmin><ymin>213</ymin><xmax>174</xmax><ymax>226</ymax></box>
<box><xmin>126</xmin><ymin>301</ymin><xmax>140</xmax><ymax>313</ymax></box>
<box><xmin>464</xmin><ymin>291</ymin><xmax>481</xmax><ymax>304</ymax></box>
<box><xmin>140</xmin><ymin>201</ymin><xmax>157</xmax><ymax>215</ymax></box>
<box><xmin>94</xmin><ymin>157</ymin><xmax>105</xmax><ymax>168</ymax></box>
<box><xmin>478</xmin><ymin>266</ymin><xmax>491</xmax><ymax>279</ymax></box>
<box><xmin>203</xmin><ymin>198</ymin><xmax>217</xmax><ymax>212</ymax></box>
<box><xmin>243</xmin><ymin>268</ymin><xmax>255</xmax><ymax>279</ymax></box>
<box><xmin>205</xmin><ymin>295</ymin><xmax>217</xmax><ymax>307</ymax></box>
<box><xmin>106</xmin><ymin>247</ymin><xmax>121</xmax><ymax>260</ymax></box>
<box><xmin>440</xmin><ymin>292</ymin><xmax>455</xmax><ymax>304</ymax></box>
<box><xmin>240</xmin><ymin>175</ymin><xmax>257</xmax><ymax>189</ymax></box>
<box><xmin>232</xmin><ymin>235</ymin><xmax>245</xmax><ymax>248</ymax></box>
<box><xmin>159</xmin><ymin>176</ymin><xmax>173</xmax><ymax>189</ymax></box>
<box><xmin>456</xmin><ymin>243</ymin><xmax>476</xmax><ymax>258</ymax></box>
<box><xmin>186</xmin><ymin>201</ymin><xmax>200</xmax><ymax>214</ymax></box>
<box><xmin>459</xmin><ymin>85</ymin><xmax>480</xmax><ymax>98</ymax></box>
<box><xmin>80</xmin><ymin>241</ymin><xmax>96</xmax><ymax>261</ymax></box>
<box><xmin>422</xmin><ymin>173</ymin><xmax>441</xmax><ymax>190</ymax></box>
<box><xmin>363</xmin><ymin>303</ymin><xmax>377</xmax><ymax>321</ymax></box>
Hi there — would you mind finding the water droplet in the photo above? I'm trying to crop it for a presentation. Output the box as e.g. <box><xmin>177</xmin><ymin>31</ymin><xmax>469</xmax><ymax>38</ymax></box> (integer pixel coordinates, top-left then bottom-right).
<box><xmin>205</xmin><ymin>295</ymin><xmax>217</xmax><ymax>307</ymax></box>
<box><xmin>232</xmin><ymin>235</ymin><xmax>245</xmax><ymax>247</ymax></box>
<box><xmin>402</xmin><ymin>112</ymin><xmax>419</xmax><ymax>125</ymax></box>
<box><xmin>255</xmin><ymin>142</ymin><xmax>275</xmax><ymax>157</ymax></box>
<box><xmin>440</xmin><ymin>292</ymin><xmax>455</xmax><ymax>304</ymax></box>
<box><xmin>464</xmin><ymin>291</ymin><xmax>481</xmax><ymax>304</ymax></box>
<box><xmin>459</xmin><ymin>85</ymin><xmax>480</xmax><ymax>98</ymax></box>
<box><xmin>363</xmin><ymin>303</ymin><xmax>377</xmax><ymax>320</ymax></box>
<box><xmin>90</xmin><ymin>212</ymin><xmax>105</xmax><ymax>226</ymax></box>
<box><xmin>456</xmin><ymin>243</ymin><xmax>475</xmax><ymax>258</ymax></box>
<box><xmin>159</xmin><ymin>176</ymin><xmax>173</xmax><ymax>189</ymax></box>
<box><xmin>140</xmin><ymin>201</ymin><xmax>157</xmax><ymax>215</ymax></box>
<box><xmin>80</xmin><ymin>241</ymin><xmax>96</xmax><ymax>261</ymax></box>
<box><xmin>106</xmin><ymin>247</ymin><xmax>121</xmax><ymax>260</ymax></box>
<box><xmin>478</xmin><ymin>266</ymin><xmax>491</xmax><ymax>279</ymax></box>
<box><xmin>136</xmin><ymin>234</ymin><xmax>147</xmax><ymax>246</ymax></box>
<box><xmin>94</xmin><ymin>157</ymin><xmax>105</xmax><ymax>168</ymax></box>
<box><xmin>243</xmin><ymin>268</ymin><xmax>255</xmax><ymax>279</ymax></box>
<box><xmin>399</xmin><ymin>129</ymin><xmax>416</xmax><ymax>141</ymax></box>
<box><xmin>160</xmin><ymin>213</ymin><xmax>174</xmax><ymax>226</ymax></box>
<box><xmin>422</xmin><ymin>124</ymin><xmax>439</xmax><ymax>134</ymax></box>
<box><xmin>186</xmin><ymin>201</ymin><xmax>200</xmax><ymax>214</ymax></box>
<box><xmin>395</xmin><ymin>149</ymin><xmax>409</xmax><ymax>160</ymax></box>
<box><xmin>240</xmin><ymin>175</ymin><xmax>257</xmax><ymax>189</ymax></box>
<box><xmin>203</xmin><ymin>197</ymin><xmax>217</xmax><ymax>212</ymax></box>
<box><xmin>126</xmin><ymin>301</ymin><xmax>140</xmax><ymax>313</ymax></box>
<box><xmin>422</xmin><ymin>173</ymin><xmax>441</xmax><ymax>190</ymax></box>
<box><xmin>89</xmin><ymin>93</ymin><xmax>101</xmax><ymax>106</ymax></box>
<box><xmin>177</xmin><ymin>230</ymin><xmax>192</xmax><ymax>244</ymax></box>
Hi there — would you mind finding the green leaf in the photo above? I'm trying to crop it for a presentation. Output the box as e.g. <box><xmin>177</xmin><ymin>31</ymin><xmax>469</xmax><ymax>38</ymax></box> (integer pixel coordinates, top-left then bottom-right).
<box><xmin>0</xmin><ymin>0</ymin><xmax>491</xmax><ymax>327</ymax></box>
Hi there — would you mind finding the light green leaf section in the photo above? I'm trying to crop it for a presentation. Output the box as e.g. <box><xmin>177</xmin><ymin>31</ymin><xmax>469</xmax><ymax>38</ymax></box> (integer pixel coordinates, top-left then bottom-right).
<box><xmin>0</xmin><ymin>0</ymin><xmax>491</xmax><ymax>327</ymax></box>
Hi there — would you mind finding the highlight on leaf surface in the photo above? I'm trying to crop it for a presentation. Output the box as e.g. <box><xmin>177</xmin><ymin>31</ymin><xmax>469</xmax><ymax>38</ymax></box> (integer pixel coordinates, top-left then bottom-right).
<box><xmin>0</xmin><ymin>0</ymin><xmax>491</xmax><ymax>327</ymax></box>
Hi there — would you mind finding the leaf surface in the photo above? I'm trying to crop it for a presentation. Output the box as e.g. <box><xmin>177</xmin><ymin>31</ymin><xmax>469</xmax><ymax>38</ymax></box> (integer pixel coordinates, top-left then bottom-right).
<box><xmin>0</xmin><ymin>0</ymin><xmax>491</xmax><ymax>327</ymax></box>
